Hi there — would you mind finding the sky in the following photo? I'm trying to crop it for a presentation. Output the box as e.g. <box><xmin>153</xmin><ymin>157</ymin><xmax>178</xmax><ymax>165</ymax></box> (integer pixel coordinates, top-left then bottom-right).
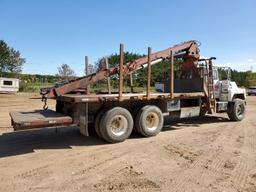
<box><xmin>0</xmin><ymin>0</ymin><xmax>256</xmax><ymax>76</ymax></box>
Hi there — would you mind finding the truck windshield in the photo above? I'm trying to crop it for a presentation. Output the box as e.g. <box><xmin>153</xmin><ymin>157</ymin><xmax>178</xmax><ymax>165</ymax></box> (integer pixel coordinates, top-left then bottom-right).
<box><xmin>213</xmin><ymin>69</ymin><xmax>218</xmax><ymax>80</ymax></box>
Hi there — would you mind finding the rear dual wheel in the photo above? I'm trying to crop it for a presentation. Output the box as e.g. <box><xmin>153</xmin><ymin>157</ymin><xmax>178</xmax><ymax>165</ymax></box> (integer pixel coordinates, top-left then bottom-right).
<box><xmin>135</xmin><ymin>105</ymin><xmax>163</xmax><ymax>137</ymax></box>
<box><xmin>95</xmin><ymin>105</ymin><xmax>163</xmax><ymax>143</ymax></box>
<box><xmin>95</xmin><ymin>107</ymin><xmax>133</xmax><ymax>143</ymax></box>
<box><xmin>95</xmin><ymin>109</ymin><xmax>106</xmax><ymax>138</ymax></box>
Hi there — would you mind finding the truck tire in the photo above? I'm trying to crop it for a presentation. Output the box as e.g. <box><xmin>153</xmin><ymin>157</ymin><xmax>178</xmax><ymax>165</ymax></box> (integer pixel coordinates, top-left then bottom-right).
<box><xmin>95</xmin><ymin>109</ymin><xmax>106</xmax><ymax>138</ymax></box>
<box><xmin>100</xmin><ymin>107</ymin><xmax>133</xmax><ymax>143</ymax></box>
<box><xmin>131</xmin><ymin>105</ymin><xmax>144</xmax><ymax>133</ymax></box>
<box><xmin>135</xmin><ymin>105</ymin><xmax>163</xmax><ymax>137</ymax></box>
<box><xmin>227</xmin><ymin>99</ymin><xmax>245</xmax><ymax>121</ymax></box>
<box><xmin>199</xmin><ymin>99</ymin><xmax>207</xmax><ymax>116</ymax></box>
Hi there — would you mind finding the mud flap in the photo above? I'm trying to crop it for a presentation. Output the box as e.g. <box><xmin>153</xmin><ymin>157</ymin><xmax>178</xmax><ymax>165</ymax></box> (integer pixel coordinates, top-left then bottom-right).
<box><xmin>78</xmin><ymin>103</ymin><xmax>89</xmax><ymax>136</ymax></box>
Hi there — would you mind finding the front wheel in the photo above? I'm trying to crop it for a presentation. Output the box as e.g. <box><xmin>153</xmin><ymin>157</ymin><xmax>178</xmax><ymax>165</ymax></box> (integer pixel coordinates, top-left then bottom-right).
<box><xmin>227</xmin><ymin>99</ymin><xmax>245</xmax><ymax>121</ymax></box>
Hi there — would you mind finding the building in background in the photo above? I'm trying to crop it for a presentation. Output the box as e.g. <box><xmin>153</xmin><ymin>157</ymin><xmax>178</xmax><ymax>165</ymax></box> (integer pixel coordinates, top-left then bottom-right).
<box><xmin>0</xmin><ymin>77</ymin><xmax>19</xmax><ymax>93</ymax></box>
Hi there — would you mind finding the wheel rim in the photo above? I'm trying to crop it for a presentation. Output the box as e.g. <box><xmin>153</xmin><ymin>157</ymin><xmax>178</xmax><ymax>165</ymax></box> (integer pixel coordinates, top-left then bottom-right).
<box><xmin>236</xmin><ymin>103</ymin><xmax>244</xmax><ymax>117</ymax></box>
<box><xmin>145</xmin><ymin>112</ymin><xmax>160</xmax><ymax>131</ymax></box>
<box><xmin>110</xmin><ymin>115</ymin><xmax>128</xmax><ymax>136</ymax></box>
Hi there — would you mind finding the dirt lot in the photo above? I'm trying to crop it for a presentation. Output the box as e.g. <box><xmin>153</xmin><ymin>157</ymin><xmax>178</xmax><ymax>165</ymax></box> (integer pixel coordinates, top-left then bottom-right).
<box><xmin>0</xmin><ymin>93</ymin><xmax>256</xmax><ymax>192</ymax></box>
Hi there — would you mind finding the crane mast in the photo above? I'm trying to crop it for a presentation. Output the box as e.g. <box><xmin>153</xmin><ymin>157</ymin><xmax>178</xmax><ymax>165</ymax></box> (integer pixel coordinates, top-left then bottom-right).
<box><xmin>44</xmin><ymin>40</ymin><xmax>200</xmax><ymax>99</ymax></box>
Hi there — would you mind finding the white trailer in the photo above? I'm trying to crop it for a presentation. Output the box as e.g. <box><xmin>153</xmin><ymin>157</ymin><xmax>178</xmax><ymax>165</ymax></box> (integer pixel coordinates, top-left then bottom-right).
<box><xmin>0</xmin><ymin>77</ymin><xmax>19</xmax><ymax>93</ymax></box>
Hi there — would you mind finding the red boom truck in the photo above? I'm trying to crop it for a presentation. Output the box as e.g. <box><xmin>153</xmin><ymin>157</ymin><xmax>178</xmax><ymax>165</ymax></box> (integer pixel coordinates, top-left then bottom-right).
<box><xmin>9</xmin><ymin>40</ymin><xmax>246</xmax><ymax>143</ymax></box>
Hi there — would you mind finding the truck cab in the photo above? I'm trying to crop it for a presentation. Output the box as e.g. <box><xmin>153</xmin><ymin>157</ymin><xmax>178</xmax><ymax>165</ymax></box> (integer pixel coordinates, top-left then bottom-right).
<box><xmin>213</xmin><ymin>67</ymin><xmax>246</xmax><ymax>102</ymax></box>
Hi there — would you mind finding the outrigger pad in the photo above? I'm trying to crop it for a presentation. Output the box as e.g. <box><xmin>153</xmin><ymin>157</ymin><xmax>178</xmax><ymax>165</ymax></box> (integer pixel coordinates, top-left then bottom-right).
<box><xmin>9</xmin><ymin>110</ymin><xmax>72</xmax><ymax>131</ymax></box>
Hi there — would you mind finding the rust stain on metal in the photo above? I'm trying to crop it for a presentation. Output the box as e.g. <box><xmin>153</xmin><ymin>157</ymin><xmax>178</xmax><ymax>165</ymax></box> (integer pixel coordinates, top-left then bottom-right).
<box><xmin>9</xmin><ymin>110</ymin><xmax>73</xmax><ymax>131</ymax></box>
<box><xmin>147</xmin><ymin>47</ymin><xmax>152</xmax><ymax>100</ymax></box>
<box><xmin>119</xmin><ymin>43</ymin><xmax>124</xmax><ymax>101</ymax></box>
<box><xmin>170</xmin><ymin>50</ymin><xmax>174</xmax><ymax>99</ymax></box>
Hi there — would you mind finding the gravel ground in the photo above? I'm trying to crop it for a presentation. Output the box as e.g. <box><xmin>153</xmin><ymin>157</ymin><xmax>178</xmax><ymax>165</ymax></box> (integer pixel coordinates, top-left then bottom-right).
<box><xmin>0</xmin><ymin>93</ymin><xmax>256</xmax><ymax>192</ymax></box>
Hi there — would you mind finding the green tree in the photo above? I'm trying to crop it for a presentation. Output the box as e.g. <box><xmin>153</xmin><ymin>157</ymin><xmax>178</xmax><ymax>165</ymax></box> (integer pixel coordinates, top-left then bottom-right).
<box><xmin>94</xmin><ymin>52</ymin><xmax>144</xmax><ymax>88</ymax></box>
<box><xmin>244</xmin><ymin>71</ymin><xmax>256</xmax><ymax>87</ymax></box>
<box><xmin>0</xmin><ymin>40</ymin><xmax>25</xmax><ymax>75</ymax></box>
<box><xmin>94</xmin><ymin>52</ymin><xmax>181</xmax><ymax>88</ymax></box>
<box><xmin>218</xmin><ymin>69</ymin><xmax>256</xmax><ymax>87</ymax></box>
<box><xmin>95</xmin><ymin>52</ymin><xmax>144</xmax><ymax>71</ymax></box>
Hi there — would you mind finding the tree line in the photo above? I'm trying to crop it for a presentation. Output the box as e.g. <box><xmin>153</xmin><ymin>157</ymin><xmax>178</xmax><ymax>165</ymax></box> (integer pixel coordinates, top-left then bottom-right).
<box><xmin>0</xmin><ymin>40</ymin><xmax>76</xmax><ymax>84</ymax></box>
<box><xmin>95</xmin><ymin>52</ymin><xmax>256</xmax><ymax>88</ymax></box>
<box><xmin>1</xmin><ymin>39</ymin><xmax>256</xmax><ymax>89</ymax></box>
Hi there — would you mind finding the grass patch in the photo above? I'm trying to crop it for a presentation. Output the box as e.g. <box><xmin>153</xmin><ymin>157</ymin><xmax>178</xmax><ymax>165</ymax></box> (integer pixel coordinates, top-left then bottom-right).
<box><xmin>19</xmin><ymin>82</ymin><xmax>53</xmax><ymax>92</ymax></box>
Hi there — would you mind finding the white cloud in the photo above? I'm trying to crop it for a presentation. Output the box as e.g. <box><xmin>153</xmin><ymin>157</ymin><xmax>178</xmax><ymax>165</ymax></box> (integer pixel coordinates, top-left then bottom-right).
<box><xmin>248</xmin><ymin>58</ymin><xmax>254</xmax><ymax>62</ymax></box>
<box><xmin>213</xmin><ymin>62</ymin><xmax>255</xmax><ymax>72</ymax></box>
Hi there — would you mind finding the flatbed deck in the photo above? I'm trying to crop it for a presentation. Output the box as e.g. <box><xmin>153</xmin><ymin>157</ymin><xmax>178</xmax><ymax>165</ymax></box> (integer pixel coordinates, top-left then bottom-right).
<box><xmin>57</xmin><ymin>92</ymin><xmax>205</xmax><ymax>103</ymax></box>
<box><xmin>10</xmin><ymin>110</ymin><xmax>73</xmax><ymax>131</ymax></box>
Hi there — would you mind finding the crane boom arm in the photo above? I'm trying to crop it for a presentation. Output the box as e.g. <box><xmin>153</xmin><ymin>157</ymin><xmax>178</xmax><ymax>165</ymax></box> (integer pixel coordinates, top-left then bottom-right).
<box><xmin>46</xmin><ymin>40</ymin><xmax>199</xmax><ymax>98</ymax></box>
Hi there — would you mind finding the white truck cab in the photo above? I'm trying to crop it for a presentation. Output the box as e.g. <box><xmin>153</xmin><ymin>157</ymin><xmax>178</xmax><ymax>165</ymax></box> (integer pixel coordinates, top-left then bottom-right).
<box><xmin>213</xmin><ymin>67</ymin><xmax>246</xmax><ymax>102</ymax></box>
